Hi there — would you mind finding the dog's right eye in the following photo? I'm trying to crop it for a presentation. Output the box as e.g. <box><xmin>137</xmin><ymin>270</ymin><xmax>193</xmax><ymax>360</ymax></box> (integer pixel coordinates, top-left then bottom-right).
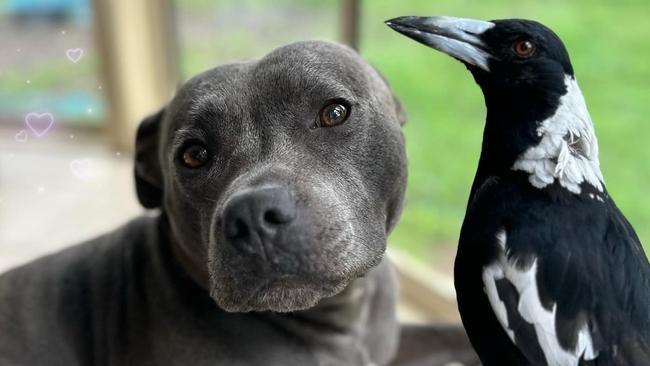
<box><xmin>181</xmin><ymin>144</ymin><xmax>209</xmax><ymax>169</ymax></box>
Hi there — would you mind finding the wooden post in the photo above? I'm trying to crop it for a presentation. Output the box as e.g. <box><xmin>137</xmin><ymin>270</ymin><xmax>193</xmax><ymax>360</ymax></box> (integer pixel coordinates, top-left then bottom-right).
<box><xmin>340</xmin><ymin>0</ymin><xmax>360</xmax><ymax>50</ymax></box>
<box><xmin>93</xmin><ymin>0</ymin><xmax>179</xmax><ymax>152</ymax></box>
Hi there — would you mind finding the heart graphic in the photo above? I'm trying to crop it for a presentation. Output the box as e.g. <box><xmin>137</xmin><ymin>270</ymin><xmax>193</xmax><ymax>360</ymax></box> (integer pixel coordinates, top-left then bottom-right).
<box><xmin>66</xmin><ymin>48</ymin><xmax>84</xmax><ymax>63</ymax></box>
<box><xmin>25</xmin><ymin>112</ymin><xmax>54</xmax><ymax>137</ymax></box>
<box><xmin>14</xmin><ymin>130</ymin><xmax>28</xmax><ymax>143</ymax></box>
<box><xmin>70</xmin><ymin>159</ymin><xmax>92</xmax><ymax>180</ymax></box>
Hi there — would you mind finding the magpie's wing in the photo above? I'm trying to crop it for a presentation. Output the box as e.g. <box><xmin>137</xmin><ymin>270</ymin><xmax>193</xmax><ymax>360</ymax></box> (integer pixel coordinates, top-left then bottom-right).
<box><xmin>597</xmin><ymin>202</ymin><xmax>650</xmax><ymax>365</ymax></box>
<box><xmin>474</xmin><ymin>184</ymin><xmax>650</xmax><ymax>365</ymax></box>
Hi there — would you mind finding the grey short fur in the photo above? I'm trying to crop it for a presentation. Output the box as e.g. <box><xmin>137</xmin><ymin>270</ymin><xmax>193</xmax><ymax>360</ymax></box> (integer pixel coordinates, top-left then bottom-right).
<box><xmin>0</xmin><ymin>41</ymin><xmax>408</xmax><ymax>366</ymax></box>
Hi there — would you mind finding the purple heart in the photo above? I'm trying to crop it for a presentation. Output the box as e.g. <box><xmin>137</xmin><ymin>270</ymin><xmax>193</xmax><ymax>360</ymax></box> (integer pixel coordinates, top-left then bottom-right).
<box><xmin>66</xmin><ymin>48</ymin><xmax>84</xmax><ymax>63</ymax></box>
<box><xmin>14</xmin><ymin>130</ymin><xmax>28</xmax><ymax>143</ymax></box>
<box><xmin>25</xmin><ymin>112</ymin><xmax>54</xmax><ymax>137</ymax></box>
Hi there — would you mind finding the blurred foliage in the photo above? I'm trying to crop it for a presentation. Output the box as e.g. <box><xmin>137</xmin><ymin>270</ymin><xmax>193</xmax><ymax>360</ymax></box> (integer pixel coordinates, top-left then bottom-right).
<box><xmin>1</xmin><ymin>58</ymin><xmax>94</xmax><ymax>91</ymax></box>
<box><xmin>175</xmin><ymin>0</ymin><xmax>329</xmax><ymax>9</ymax></box>
<box><xmin>175</xmin><ymin>0</ymin><xmax>337</xmax><ymax>76</ymax></box>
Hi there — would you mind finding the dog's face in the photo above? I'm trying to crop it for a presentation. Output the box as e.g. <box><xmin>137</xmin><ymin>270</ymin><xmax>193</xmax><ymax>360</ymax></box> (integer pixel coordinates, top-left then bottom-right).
<box><xmin>135</xmin><ymin>41</ymin><xmax>407</xmax><ymax>312</ymax></box>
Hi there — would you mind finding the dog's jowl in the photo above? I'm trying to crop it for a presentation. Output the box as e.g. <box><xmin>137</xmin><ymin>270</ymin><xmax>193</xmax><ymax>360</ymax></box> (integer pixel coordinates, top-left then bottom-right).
<box><xmin>0</xmin><ymin>41</ymin><xmax>407</xmax><ymax>366</ymax></box>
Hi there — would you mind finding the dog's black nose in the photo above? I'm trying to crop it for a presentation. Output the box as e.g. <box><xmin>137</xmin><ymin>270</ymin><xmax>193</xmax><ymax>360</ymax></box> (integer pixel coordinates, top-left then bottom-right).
<box><xmin>223</xmin><ymin>186</ymin><xmax>297</xmax><ymax>244</ymax></box>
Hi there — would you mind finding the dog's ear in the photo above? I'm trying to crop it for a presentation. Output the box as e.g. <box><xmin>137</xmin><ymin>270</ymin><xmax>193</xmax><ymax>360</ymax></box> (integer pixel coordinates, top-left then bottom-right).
<box><xmin>134</xmin><ymin>108</ymin><xmax>165</xmax><ymax>208</ymax></box>
<box><xmin>371</xmin><ymin>66</ymin><xmax>407</xmax><ymax>126</ymax></box>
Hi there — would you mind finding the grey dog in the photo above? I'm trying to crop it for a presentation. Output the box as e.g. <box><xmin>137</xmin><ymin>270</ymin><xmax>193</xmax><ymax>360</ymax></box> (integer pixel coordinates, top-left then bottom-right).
<box><xmin>0</xmin><ymin>41</ymin><xmax>408</xmax><ymax>366</ymax></box>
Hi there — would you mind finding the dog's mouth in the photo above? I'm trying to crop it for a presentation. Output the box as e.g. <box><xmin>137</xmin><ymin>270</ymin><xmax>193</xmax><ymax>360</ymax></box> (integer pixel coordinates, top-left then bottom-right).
<box><xmin>207</xmin><ymin>226</ymin><xmax>375</xmax><ymax>313</ymax></box>
<box><xmin>210</xmin><ymin>270</ymin><xmax>348</xmax><ymax>313</ymax></box>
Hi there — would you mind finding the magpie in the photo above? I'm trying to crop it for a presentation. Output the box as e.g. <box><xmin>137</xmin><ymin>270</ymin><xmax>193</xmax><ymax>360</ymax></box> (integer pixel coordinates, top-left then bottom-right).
<box><xmin>386</xmin><ymin>16</ymin><xmax>650</xmax><ymax>365</ymax></box>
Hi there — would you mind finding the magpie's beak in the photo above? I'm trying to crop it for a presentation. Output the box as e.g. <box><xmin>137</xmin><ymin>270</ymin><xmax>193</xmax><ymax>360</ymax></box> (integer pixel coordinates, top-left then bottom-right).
<box><xmin>386</xmin><ymin>16</ymin><xmax>495</xmax><ymax>71</ymax></box>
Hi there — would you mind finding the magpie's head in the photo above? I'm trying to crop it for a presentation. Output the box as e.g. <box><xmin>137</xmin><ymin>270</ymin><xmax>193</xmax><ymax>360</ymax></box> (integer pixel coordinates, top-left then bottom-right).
<box><xmin>386</xmin><ymin>16</ymin><xmax>573</xmax><ymax>101</ymax></box>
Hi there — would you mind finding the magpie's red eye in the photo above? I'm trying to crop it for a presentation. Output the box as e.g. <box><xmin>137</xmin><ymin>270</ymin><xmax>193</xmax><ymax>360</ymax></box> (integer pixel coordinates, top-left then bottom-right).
<box><xmin>513</xmin><ymin>40</ymin><xmax>536</xmax><ymax>57</ymax></box>
<box><xmin>318</xmin><ymin>102</ymin><xmax>350</xmax><ymax>127</ymax></box>
<box><xmin>182</xmin><ymin>145</ymin><xmax>209</xmax><ymax>169</ymax></box>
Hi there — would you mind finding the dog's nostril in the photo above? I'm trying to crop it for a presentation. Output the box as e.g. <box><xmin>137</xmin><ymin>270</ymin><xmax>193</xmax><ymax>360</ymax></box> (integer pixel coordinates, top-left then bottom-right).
<box><xmin>234</xmin><ymin>219</ymin><xmax>249</xmax><ymax>238</ymax></box>
<box><xmin>263</xmin><ymin>208</ymin><xmax>293</xmax><ymax>225</ymax></box>
<box><xmin>226</xmin><ymin>217</ymin><xmax>250</xmax><ymax>239</ymax></box>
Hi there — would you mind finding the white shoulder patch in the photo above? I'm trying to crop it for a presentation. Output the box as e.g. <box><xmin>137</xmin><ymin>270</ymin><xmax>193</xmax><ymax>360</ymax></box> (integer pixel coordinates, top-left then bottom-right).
<box><xmin>512</xmin><ymin>75</ymin><xmax>604</xmax><ymax>194</ymax></box>
<box><xmin>482</xmin><ymin>230</ymin><xmax>516</xmax><ymax>341</ymax></box>
<box><xmin>482</xmin><ymin>229</ymin><xmax>598</xmax><ymax>365</ymax></box>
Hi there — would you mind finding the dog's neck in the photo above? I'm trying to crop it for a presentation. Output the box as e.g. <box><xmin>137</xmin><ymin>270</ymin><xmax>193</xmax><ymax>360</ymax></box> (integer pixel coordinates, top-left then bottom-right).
<box><xmin>167</xmin><ymin>228</ymin><xmax>212</xmax><ymax>292</ymax></box>
<box><xmin>156</xmin><ymin>214</ymin><xmax>213</xmax><ymax>293</ymax></box>
<box><xmin>293</xmin><ymin>273</ymin><xmax>375</xmax><ymax>330</ymax></box>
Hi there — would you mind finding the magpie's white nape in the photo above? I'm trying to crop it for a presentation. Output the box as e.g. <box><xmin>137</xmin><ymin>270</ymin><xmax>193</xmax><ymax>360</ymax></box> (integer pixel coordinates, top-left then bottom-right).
<box><xmin>388</xmin><ymin>16</ymin><xmax>650</xmax><ymax>366</ymax></box>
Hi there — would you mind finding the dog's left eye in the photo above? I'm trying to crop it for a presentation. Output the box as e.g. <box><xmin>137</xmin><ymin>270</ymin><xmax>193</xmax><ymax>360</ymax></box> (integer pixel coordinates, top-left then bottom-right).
<box><xmin>317</xmin><ymin>102</ymin><xmax>350</xmax><ymax>128</ymax></box>
<box><xmin>181</xmin><ymin>144</ymin><xmax>209</xmax><ymax>169</ymax></box>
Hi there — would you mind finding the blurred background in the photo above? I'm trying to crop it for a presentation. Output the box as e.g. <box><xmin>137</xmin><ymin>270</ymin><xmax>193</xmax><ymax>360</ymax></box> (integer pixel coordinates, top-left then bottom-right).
<box><xmin>1</xmin><ymin>0</ymin><xmax>649</xmax><ymax>322</ymax></box>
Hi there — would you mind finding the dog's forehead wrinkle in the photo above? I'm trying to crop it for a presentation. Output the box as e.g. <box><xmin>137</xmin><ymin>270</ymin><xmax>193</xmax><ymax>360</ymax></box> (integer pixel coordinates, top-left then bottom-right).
<box><xmin>172</xmin><ymin>62</ymin><xmax>254</xmax><ymax>120</ymax></box>
<box><xmin>187</xmin><ymin>93</ymin><xmax>229</xmax><ymax>121</ymax></box>
<box><xmin>252</xmin><ymin>66</ymin><xmax>359</xmax><ymax>103</ymax></box>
